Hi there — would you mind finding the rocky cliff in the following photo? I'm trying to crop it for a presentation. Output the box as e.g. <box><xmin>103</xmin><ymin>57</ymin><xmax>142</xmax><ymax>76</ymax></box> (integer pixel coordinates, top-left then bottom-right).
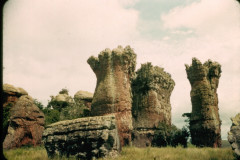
<box><xmin>185</xmin><ymin>58</ymin><xmax>222</xmax><ymax>147</ymax></box>
<box><xmin>42</xmin><ymin>114</ymin><xmax>120</xmax><ymax>160</ymax></box>
<box><xmin>131</xmin><ymin>63</ymin><xmax>175</xmax><ymax>147</ymax></box>
<box><xmin>228</xmin><ymin>113</ymin><xmax>240</xmax><ymax>158</ymax></box>
<box><xmin>87</xmin><ymin>45</ymin><xmax>136</xmax><ymax>146</ymax></box>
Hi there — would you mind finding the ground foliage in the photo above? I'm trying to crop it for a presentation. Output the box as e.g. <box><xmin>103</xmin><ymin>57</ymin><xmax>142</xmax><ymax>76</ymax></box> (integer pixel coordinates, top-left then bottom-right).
<box><xmin>3</xmin><ymin>145</ymin><xmax>234</xmax><ymax>160</ymax></box>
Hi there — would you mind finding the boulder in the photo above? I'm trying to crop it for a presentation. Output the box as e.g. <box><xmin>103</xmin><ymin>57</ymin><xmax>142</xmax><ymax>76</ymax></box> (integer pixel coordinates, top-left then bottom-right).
<box><xmin>185</xmin><ymin>58</ymin><xmax>222</xmax><ymax>147</ymax></box>
<box><xmin>228</xmin><ymin>113</ymin><xmax>240</xmax><ymax>158</ymax></box>
<box><xmin>42</xmin><ymin>114</ymin><xmax>120</xmax><ymax>160</ymax></box>
<box><xmin>3</xmin><ymin>83</ymin><xmax>28</xmax><ymax>108</ymax></box>
<box><xmin>74</xmin><ymin>90</ymin><xmax>93</xmax><ymax>109</ymax></box>
<box><xmin>87</xmin><ymin>45</ymin><xmax>136</xmax><ymax>146</ymax></box>
<box><xmin>3</xmin><ymin>95</ymin><xmax>45</xmax><ymax>149</ymax></box>
<box><xmin>131</xmin><ymin>63</ymin><xmax>175</xmax><ymax>147</ymax></box>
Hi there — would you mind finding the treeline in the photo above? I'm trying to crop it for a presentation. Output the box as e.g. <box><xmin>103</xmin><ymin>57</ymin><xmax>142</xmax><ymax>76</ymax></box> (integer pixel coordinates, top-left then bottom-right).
<box><xmin>34</xmin><ymin>89</ymin><xmax>90</xmax><ymax>126</ymax></box>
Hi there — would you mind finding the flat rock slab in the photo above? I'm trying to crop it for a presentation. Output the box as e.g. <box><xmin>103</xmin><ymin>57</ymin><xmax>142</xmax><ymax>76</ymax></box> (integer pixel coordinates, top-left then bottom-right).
<box><xmin>42</xmin><ymin>114</ymin><xmax>120</xmax><ymax>160</ymax></box>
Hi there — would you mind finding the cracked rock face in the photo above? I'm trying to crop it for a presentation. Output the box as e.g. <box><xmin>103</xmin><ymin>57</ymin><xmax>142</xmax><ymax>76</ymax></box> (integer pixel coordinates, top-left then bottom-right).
<box><xmin>42</xmin><ymin>114</ymin><xmax>120</xmax><ymax>160</ymax></box>
<box><xmin>3</xmin><ymin>95</ymin><xmax>45</xmax><ymax>149</ymax></box>
<box><xmin>87</xmin><ymin>45</ymin><xmax>136</xmax><ymax>146</ymax></box>
<box><xmin>185</xmin><ymin>58</ymin><xmax>222</xmax><ymax>147</ymax></box>
<box><xmin>228</xmin><ymin>113</ymin><xmax>240</xmax><ymax>158</ymax></box>
<box><xmin>131</xmin><ymin>63</ymin><xmax>175</xmax><ymax>147</ymax></box>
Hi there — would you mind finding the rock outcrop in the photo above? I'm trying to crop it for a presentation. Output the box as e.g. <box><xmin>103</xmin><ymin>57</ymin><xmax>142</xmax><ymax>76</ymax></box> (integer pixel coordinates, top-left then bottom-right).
<box><xmin>228</xmin><ymin>113</ymin><xmax>240</xmax><ymax>158</ymax></box>
<box><xmin>3</xmin><ymin>83</ymin><xmax>28</xmax><ymax>108</ymax></box>
<box><xmin>87</xmin><ymin>45</ymin><xmax>136</xmax><ymax>146</ymax></box>
<box><xmin>3</xmin><ymin>95</ymin><xmax>45</xmax><ymax>149</ymax></box>
<box><xmin>74</xmin><ymin>90</ymin><xmax>93</xmax><ymax>109</ymax></box>
<box><xmin>185</xmin><ymin>58</ymin><xmax>222</xmax><ymax>147</ymax></box>
<box><xmin>42</xmin><ymin>114</ymin><xmax>120</xmax><ymax>160</ymax></box>
<box><xmin>3</xmin><ymin>84</ymin><xmax>29</xmax><ymax>142</ymax></box>
<box><xmin>131</xmin><ymin>63</ymin><xmax>175</xmax><ymax>147</ymax></box>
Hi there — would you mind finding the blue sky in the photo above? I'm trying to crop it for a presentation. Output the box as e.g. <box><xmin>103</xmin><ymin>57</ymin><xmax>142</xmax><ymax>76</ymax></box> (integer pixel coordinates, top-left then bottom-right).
<box><xmin>3</xmin><ymin>0</ymin><xmax>240</xmax><ymax>140</ymax></box>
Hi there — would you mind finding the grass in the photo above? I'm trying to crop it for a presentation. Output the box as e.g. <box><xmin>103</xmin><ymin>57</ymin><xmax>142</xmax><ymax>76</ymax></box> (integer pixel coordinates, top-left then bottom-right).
<box><xmin>4</xmin><ymin>145</ymin><xmax>235</xmax><ymax>160</ymax></box>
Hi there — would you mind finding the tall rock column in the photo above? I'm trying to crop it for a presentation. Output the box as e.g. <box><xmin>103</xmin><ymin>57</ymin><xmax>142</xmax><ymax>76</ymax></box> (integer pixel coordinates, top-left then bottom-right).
<box><xmin>87</xmin><ymin>45</ymin><xmax>136</xmax><ymax>146</ymax></box>
<box><xmin>185</xmin><ymin>58</ymin><xmax>222</xmax><ymax>147</ymax></box>
<box><xmin>131</xmin><ymin>63</ymin><xmax>175</xmax><ymax>147</ymax></box>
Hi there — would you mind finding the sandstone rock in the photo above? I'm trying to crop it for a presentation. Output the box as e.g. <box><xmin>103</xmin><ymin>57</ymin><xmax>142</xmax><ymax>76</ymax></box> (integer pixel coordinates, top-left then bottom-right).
<box><xmin>185</xmin><ymin>58</ymin><xmax>222</xmax><ymax>147</ymax></box>
<box><xmin>42</xmin><ymin>114</ymin><xmax>120</xmax><ymax>159</ymax></box>
<box><xmin>87</xmin><ymin>45</ymin><xmax>136</xmax><ymax>146</ymax></box>
<box><xmin>74</xmin><ymin>90</ymin><xmax>93</xmax><ymax>109</ymax></box>
<box><xmin>3</xmin><ymin>84</ymin><xmax>29</xmax><ymax>144</ymax></box>
<box><xmin>228</xmin><ymin>113</ymin><xmax>240</xmax><ymax>158</ymax></box>
<box><xmin>3</xmin><ymin>95</ymin><xmax>45</xmax><ymax>149</ymax></box>
<box><xmin>3</xmin><ymin>83</ymin><xmax>28</xmax><ymax>108</ymax></box>
<box><xmin>49</xmin><ymin>92</ymin><xmax>74</xmax><ymax>112</ymax></box>
<box><xmin>131</xmin><ymin>63</ymin><xmax>175</xmax><ymax>147</ymax></box>
<box><xmin>53</xmin><ymin>93</ymin><xmax>74</xmax><ymax>104</ymax></box>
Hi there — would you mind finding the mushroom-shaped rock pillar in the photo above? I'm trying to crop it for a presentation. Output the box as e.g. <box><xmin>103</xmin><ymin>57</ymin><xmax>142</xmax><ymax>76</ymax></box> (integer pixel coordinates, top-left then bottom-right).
<box><xmin>87</xmin><ymin>45</ymin><xmax>136</xmax><ymax>146</ymax></box>
<box><xmin>185</xmin><ymin>58</ymin><xmax>222</xmax><ymax>147</ymax></box>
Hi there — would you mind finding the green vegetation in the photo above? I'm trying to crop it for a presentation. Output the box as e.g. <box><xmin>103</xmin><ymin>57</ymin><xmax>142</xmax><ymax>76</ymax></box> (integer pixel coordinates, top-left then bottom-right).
<box><xmin>34</xmin><ymin>88</ymin><xmax>91</xmax><ymax>126</ymax></box>
<box><xmin>4</xmin><ymin>145</ymin><xmax>234</xmax><ymax>160</ymax></box>
<box><xmin>152</xmin><ymin>123</ymin><xmax>189</xmax><ymax>148</ymax></box>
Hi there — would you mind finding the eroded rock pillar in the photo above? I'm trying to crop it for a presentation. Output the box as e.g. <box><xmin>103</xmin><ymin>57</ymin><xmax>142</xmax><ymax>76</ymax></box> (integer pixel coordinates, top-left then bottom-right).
<box><xmin>87</xmin><ymin>45</ymin><xmax>136</xmax><ymax>146</ymax></box>
<box><xmin>131</xmin><ymin>63</ymin><xmax>175</xmax><ymax>147</ymax></box>
<box><xmin>185</xmin><ymin>58</ymin><xmax>222</xmax><ymax>147</ymax></box>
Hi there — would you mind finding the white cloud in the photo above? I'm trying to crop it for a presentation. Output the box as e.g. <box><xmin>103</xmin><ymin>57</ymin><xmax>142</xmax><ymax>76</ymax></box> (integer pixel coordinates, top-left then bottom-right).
<box><xmin>3</xmin><ymin>0</ymin><xmax>139</xmax><ymax>104</ymax></box>
<box><xmin>161</xmin><ymin>0</ymin><xmax>240</xmax><ymax>36</ymax></box>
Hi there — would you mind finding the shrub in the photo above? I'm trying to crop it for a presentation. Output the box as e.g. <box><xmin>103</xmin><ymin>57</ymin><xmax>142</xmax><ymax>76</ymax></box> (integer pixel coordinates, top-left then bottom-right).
<box><xmin>152</xmin><ymin>123</ymin><xmax>189</xmax><ymax>147</ymax></box>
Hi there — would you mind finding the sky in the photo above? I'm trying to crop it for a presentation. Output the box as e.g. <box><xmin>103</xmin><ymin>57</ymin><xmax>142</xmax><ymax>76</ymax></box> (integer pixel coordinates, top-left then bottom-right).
<box><xmin>3</xmin><ymin>0</ymin><xmax>240</xmax><ymax>140</ymax></box>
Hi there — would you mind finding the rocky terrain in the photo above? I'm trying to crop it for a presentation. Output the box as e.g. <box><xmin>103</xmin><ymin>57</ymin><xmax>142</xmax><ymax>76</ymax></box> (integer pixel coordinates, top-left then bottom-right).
<box><xmin>185</xmin><ymin>58</ymin><xmax>222</xmax><ymax>147</ymax></box>
<box><xmin>42</xmin><ymin>114</ymin><xmax>120</xmax><ymax>160</ymax></box>
<box><xmin>228</xmin><ymin>113</ymin><xmax>240</xmax><ymax>158</ymax></box>
<box><xmin>131</xmin><ymin>63</ymin><xmax>175</xmax><ymax>147</ymax></box>
<box><xmin>3</xmin><ymin>87</ymin><xmax>45</xmax><ymax>149</ymax></box>
<box><xmin>88</xmin><ymin>45</ymin><xmax>136</xmax><ymax>146</ymax></box>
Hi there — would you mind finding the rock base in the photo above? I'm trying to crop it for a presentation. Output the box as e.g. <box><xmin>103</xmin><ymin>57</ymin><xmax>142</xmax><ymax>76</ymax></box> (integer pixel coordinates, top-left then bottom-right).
<box><xmin>42</xmin><ymin>114</ymin><xmax>120</xmax><ymax>160</ymax></box>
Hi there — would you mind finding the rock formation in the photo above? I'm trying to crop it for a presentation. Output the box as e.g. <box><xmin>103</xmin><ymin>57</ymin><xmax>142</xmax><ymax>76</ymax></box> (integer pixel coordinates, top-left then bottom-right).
<box><xmin>185</xmin><ymin>58</ymin><xmax>222</xmax><ymax>147</ymax></box>
<box><xmin>228</xmin><ymin>113</ymin><xmax>240</xmax><ymax>158</ymax></box>
<box><xmin>74</xmin><ymin>90</ymin><xmax>93</xmax><ymax>109</ymax></box>
<box><xmin>50</xmin><ymin>91</ymin><xmax>74</xmax><ymax>111</ymax></box>
<box><xmin>42</xmin><ymin>114</ymin><xmax>120</xmax><ymax>160</ymax></box>
<box><xmin>87</xmin><ymin>45</ymin><xmax>136</xmax><ymax>146</ymax></box>
<box><xmin>131</xmin><ymin>63</ymin><xmax>175</xmax><ymax>147</ymax></box>
<box><xmin>3</xmin><ymin>83</ymin><xmax>28</xmax><ymax>108</ymax></box>
<box><xmin>3</xmin><ymin>95</ymin><xmax>45</xmax><ymax>149</ymax></box>
<box><xmin>3</xmin><ymin>84</ymin><xmax>29</xmax><ymax>141</ymax></box>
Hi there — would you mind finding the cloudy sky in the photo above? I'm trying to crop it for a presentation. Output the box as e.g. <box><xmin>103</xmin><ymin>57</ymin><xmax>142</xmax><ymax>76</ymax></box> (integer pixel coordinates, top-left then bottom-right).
<box><xmin>3</xmin><ymin>0</ymin><xmax>240</xmax><ymax>139</ymax></box>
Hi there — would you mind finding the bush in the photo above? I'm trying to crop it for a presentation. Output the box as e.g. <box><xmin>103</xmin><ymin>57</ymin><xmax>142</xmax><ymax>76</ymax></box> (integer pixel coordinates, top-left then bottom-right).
<box><xmin>152</xmin><ymin>123</ymin><xmax>189</xmax><ymax>147</ymax></box>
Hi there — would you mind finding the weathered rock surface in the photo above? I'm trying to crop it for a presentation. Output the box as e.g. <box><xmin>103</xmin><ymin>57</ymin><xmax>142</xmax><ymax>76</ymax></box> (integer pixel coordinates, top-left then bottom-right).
<box><xmin>87</xmin><ymin>45</ymin><xmax>136</xmax><ymax>146</ymax></box>
<box><xmin>228</xmin><ymin>113</ymin><xmax>240</xmax><ymax>158</ymax></box>
<box><xmin>3</xmin><ymin>83</ymin><xmax>28</xmax><ymax>108</ymax></box>
<box><xmin>131</xmin><ymin>63</ymin><xmax>175</xmax><ymax>147</ymax></box>
<box><xmin>185</xmin><ymin>58</ymin><xmax>222</xmax><ymax>147</ymax></box>
<box><xmin>42</xmin><ymin>114</ymin><xmax>120</xmax><ymax>160</ymax></box>
<box><xmin>74</xmin><ymin>90</ymin><xmax>93</xmax><ymax>109</ymax></box>
<box><xmin>3</xmin><ymin>95</ymin><xmax>45</xmax><ymax>149</ymax></box>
